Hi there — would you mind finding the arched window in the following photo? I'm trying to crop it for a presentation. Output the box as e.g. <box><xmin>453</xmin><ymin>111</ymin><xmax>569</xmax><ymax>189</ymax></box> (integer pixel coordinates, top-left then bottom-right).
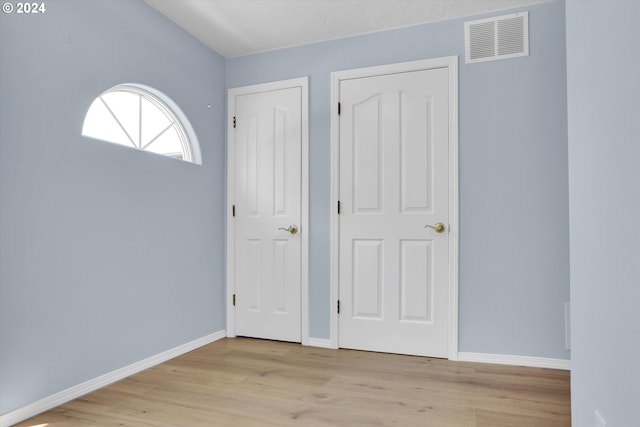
<box><xmin>82</xmin><ymin>84</ymin><xmax>201</xmax><ymax>164</ymax></box>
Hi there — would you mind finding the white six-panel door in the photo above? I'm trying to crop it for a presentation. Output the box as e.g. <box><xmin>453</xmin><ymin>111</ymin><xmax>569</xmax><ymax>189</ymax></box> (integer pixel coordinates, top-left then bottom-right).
<box><xmin>338</xmin><ymin>67</ymin><xmax>450</xmax><ymax>357</ymax></box>
<box><xmin>232</xmin><ymin>85</ymin><xmax>302</xmax><ymax>343</ymax></box>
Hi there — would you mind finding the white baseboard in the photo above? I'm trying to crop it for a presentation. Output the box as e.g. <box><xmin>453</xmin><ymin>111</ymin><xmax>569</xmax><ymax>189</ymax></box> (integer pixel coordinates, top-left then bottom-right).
<box><xmin>457</xmin><ymin>352</ymin><xmax>571</xmax><ymax>370</ymax></box>
<box><xmin>305</xmin><ymin>337</ymin><xmax>335</xmax><ymax>349</ymax></box>
<box><xmin>0</xmin><ymin>330</ymin><xmax>226</xmax><ymax>427</ymax></box>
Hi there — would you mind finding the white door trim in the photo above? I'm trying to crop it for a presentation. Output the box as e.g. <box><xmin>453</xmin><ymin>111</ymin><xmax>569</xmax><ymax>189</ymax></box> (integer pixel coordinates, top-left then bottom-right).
<box><xmin>330</xmin><ymin>57</ymin><xmax>459</xmax><ymax>358</ymax></box>
<box><xmin>226</xmin><ymin>77</ymin><xmax>310</xmax><ymax>344</ymax></box>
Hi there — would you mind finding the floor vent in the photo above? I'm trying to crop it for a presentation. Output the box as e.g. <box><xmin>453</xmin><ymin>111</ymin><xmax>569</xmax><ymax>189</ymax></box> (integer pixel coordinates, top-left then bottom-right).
<box><xmin>465</xmin><ymin>12</ymin><xmax>529</xmax><ymax>64</ymax></box>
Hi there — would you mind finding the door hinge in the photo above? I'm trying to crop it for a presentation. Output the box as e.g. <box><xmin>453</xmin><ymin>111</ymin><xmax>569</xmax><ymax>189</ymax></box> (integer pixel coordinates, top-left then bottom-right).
<box><xmin>233</xmin><ymin>116</ymin><xmax>236</xmax><ymax>128</ymax></box>
<box><xmin>232</xmin><ymin>204</ymin><xmax>236</xmax><ymax>217</ymax></box>
<box><xmin>233</xmin><ymin>294</ymin><xmax>236</xmax><ymax>306</ymax></box>
<box><xmin>337</xmin><ymin>300</ymin><xmax>340</xmax><ymax>314</ymax></box>
<box><xmin>337</xmin><ymin>200</ymin><xmax>341</xmax><ymax>214</ymax></box>
<box><xmin>338</xmin><ymin>102</ymin><xmax>341</xmax><ymax>115</ymax></box>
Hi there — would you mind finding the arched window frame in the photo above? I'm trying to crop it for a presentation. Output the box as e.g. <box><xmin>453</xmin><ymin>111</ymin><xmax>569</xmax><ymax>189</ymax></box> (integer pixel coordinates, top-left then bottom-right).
<box><xmin>82</xmin><ymin>83</ymin><xmax>202</xmax><ymax>165</ymax></box>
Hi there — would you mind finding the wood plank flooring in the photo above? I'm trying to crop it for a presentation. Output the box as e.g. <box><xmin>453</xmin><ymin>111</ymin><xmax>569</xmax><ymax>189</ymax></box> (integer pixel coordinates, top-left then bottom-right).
<box><xmin>15</xmin><ymin>338</ymin><xmax>570</xmax><ymax>426</ymax></box>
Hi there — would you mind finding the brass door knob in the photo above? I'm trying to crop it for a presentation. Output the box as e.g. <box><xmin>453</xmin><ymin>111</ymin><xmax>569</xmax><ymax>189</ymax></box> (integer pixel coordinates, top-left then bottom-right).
<box><xmin>278</xmin><ymin>225</ymin><xmax>298</xmax><ymax>235</ymax></box>
<box><xmin>424</xmin><ymin>223</ymin><xmax>446</xmax><ymax>233</ymax></box>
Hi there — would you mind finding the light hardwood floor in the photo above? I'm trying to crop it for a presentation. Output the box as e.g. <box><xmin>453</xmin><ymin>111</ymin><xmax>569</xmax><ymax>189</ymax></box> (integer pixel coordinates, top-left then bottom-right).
<box><xmin>16</xmin><ymin>338</ymin><xmax>570</xmax><ymax>426</ymax></box>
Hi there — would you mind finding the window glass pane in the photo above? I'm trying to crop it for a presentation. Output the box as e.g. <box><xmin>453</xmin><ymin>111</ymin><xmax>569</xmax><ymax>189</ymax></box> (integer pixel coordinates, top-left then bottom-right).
<box><xmin>82</xmin><ymin>84</ymin><xmax>199</xmax><ymax>163</ymax></box>
<box><xmin>145</xmin><ymin>126</ymin><xmax>184</xmax><ymax>159</ymax></box>
<box><xmin>101</xmin><ymin>91</ymin><xmax>140</xmax><ymax>147</ymax></box>
<box><xmin>82</xmin><ymin>98</ymin><xmax>133</xmax><ymax>148</ymax></box>
<box><xmin>141</xmin><ymin>97</ymin><xmax>171</xmax><ymax>147</ymax></box>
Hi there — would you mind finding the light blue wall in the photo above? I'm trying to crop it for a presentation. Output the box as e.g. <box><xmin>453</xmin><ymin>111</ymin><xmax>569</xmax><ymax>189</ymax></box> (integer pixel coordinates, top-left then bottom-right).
<box><xmin>1</xmin><ymin>0</ymin><xmax>573</xmax><ymax>418</ymax></box>
<box><xmin>566</xmin><ymin>1</ymin><xmax>640</xmax><ymax>425</ymax></box>
<box><xmin>227</xmin><ymin>0</ymin><xmax>570</xmax><ymax>359</ymax></box>
<box><xmin>0</xmin><ymin>0</ymin><xmax>226</xmax><ymax>415</ymax></box>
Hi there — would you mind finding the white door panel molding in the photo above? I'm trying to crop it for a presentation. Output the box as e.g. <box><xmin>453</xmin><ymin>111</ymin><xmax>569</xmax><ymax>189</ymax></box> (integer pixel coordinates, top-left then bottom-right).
<box><xmin>330</xmin><ymin>57</ymin><xmax>458</xmax><ymax>358</ymax></box>
<box><xmin>227</xmin><ymin>77</ymin><xmax>309</xmax><ymax>344</ymax></box>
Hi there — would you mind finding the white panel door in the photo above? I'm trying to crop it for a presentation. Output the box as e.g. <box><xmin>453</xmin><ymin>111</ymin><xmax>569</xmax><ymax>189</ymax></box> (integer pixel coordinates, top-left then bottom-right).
<box><xmin>234</xmin><ymin>87</ymin><xmax>301</xmax><ymax>342</ymax></box>
<box><xmin>339</xmin><ymin>67</ymin><xmax>449</xmax><ymax>357</ymax></box>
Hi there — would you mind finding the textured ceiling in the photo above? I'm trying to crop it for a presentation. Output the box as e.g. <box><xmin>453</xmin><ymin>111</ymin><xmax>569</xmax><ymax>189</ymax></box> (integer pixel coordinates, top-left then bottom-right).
<box><xmin>145</xmin><ymin>0</ymin><xmax>551</xmax><ymax>58</ymax></box>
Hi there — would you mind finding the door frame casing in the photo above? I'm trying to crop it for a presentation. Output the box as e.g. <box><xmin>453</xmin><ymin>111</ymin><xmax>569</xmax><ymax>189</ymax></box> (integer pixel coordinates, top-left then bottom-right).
<box><xmin>329</xmin><ymin>57</ymin><xmax>459</xmax><ymax>359</ymax></box>
<box><xmin>226</xmin><ymin>77</ymin><xmax>310</xmax><ymax>344</ymax></box>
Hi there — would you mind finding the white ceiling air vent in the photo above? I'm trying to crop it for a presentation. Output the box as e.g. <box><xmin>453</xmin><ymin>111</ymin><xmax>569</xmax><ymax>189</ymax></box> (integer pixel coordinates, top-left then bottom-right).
<box><xmin>465</xmin><ymin>12</ymin><xmax>529</xmax><ymax>64</ymax></box>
